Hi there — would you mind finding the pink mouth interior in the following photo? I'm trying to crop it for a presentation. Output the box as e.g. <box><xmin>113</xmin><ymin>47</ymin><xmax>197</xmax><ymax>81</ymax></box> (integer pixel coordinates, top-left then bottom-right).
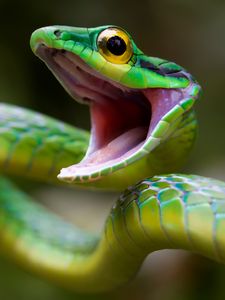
<box><xmin>36</xmin><ymin>46</ymin><xmax>188</xmax><ymax>176</ymax></box>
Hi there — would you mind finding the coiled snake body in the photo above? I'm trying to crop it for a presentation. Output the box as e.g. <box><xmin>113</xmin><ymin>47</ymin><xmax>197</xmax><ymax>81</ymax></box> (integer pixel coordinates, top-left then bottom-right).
<box><xmin>0</xmin><ymin>25</ymin><xmax>224</xmax><ymax>293</ymax></box>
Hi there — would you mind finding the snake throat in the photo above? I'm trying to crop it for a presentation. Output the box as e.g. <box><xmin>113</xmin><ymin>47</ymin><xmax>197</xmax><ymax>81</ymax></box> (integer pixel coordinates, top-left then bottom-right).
<box><xmin>36</xmin><ymin>45</ymin><xmax>192</xmax><ymax>183</ymax></box>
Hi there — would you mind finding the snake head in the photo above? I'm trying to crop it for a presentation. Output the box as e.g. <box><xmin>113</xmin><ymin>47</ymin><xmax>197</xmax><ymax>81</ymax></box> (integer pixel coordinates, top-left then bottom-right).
<box><xmin>30</xmin><ymin>25</ymin><xmax>201</xmax><ymax>190</ymax></box>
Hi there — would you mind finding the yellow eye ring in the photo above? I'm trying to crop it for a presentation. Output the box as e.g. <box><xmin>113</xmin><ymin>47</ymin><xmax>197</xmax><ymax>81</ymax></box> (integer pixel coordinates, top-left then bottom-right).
<box><xmin>97</xmin><ymin>27</ymin><xmax>133</xmax><ymax>64</ymax></box>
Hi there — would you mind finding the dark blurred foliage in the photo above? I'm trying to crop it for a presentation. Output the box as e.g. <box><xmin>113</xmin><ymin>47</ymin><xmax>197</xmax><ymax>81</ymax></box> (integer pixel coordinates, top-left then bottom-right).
<box><xmin>1</xmin><ymin>0</ymin><xmax>225</xmax><ymax>299</ymax></box>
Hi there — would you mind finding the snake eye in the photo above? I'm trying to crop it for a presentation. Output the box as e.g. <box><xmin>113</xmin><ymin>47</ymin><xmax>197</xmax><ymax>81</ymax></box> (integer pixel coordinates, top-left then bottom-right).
<box><xmin>97</xmin><ymin>27</ymin><xmax>133</xmax><ymax>64</ymax></box>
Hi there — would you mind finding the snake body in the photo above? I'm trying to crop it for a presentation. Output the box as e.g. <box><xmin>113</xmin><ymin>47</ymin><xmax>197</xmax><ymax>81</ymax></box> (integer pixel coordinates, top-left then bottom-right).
<box><xmin>0</xmin><ymin>25</ymin><xmax>224</xmax><ymax>293</ymax></box>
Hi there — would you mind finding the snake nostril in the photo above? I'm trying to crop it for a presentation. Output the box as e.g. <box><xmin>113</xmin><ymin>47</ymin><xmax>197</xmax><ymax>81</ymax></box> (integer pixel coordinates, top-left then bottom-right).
<box><xmin>54</xmin><ymin>30</ymin><xmax>61</xmax><ymax>37</ymax></box>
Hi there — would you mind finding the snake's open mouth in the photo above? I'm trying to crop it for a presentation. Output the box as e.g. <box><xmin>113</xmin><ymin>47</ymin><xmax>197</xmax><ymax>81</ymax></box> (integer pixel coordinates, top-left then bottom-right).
<box><xmin>36</xmin><ymin>45</ymin><xmax>190</xmax><ymax>181</ymax></box>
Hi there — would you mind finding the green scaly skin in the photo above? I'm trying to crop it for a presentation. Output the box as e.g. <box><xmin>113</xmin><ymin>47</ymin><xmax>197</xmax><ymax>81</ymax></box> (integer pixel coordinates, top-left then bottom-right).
<box><xmin>0</xmin><ymin>25</ymin><xmax>224</xmax><ymax>293</ymax></box>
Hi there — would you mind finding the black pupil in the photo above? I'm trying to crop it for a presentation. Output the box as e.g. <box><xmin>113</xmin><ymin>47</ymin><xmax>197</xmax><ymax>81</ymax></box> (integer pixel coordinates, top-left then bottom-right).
<box><xmin>106</xmin><ymin>36</ymin><xmax>127</xmax><ymax>56</ymax></box>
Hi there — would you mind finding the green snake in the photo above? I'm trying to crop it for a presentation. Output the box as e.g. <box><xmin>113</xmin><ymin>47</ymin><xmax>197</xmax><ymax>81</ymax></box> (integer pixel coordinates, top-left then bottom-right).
<box><xmin>0</xmin><ymin>24</ymin><xmax>224</xmax><ymax>293</ymax></box>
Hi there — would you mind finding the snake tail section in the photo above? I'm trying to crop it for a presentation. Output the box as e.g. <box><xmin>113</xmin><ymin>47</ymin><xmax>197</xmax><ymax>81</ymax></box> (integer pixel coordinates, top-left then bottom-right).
<box><xmin>0</xmin><ymin>174</ymin><xmax>225</xmax><ymax>293</ymax></box>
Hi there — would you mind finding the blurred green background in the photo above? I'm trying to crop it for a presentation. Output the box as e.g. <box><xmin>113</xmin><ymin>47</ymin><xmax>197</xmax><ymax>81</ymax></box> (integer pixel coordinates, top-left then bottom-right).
<box><xmin>1</xmin><ymin>0</ymin><xmax>225</xmax><ymax>299</ymax></box>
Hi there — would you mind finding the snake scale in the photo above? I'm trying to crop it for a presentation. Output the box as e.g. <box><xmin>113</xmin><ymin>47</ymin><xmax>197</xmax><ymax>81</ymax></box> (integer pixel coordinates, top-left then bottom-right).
<box><xmin>0</xmin><ymin>25</ymin><xmax>224</xmax><ymax>293</ymax></box>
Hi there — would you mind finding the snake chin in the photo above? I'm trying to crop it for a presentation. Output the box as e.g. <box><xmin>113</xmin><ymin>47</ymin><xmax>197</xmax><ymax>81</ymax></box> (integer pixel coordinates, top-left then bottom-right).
<box><xmin>36</xmin><ymin>45</ymin><xmax>190</xmax><ymax>182</ymax></box>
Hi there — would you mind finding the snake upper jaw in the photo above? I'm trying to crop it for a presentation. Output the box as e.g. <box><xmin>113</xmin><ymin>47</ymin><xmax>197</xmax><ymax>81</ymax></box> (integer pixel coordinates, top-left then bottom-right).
<box><xmin>35</xmin><ymin>44</ymin><xmax>196</xmax><ymax>184</ymax></box>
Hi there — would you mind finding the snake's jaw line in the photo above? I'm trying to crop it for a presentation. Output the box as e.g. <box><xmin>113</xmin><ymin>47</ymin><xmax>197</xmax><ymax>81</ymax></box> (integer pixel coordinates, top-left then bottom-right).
<box><xmin>31</xmin><ymin>26</ymin><xmax>201</xmax><ymax>189</ymax></box>
<box><xmin>57</xmin><ymin>168</ymin><xmax>78</xmax><ymax>183</ymax></box>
